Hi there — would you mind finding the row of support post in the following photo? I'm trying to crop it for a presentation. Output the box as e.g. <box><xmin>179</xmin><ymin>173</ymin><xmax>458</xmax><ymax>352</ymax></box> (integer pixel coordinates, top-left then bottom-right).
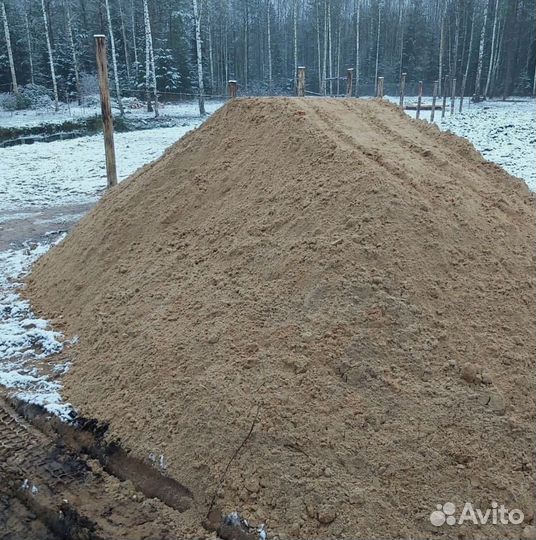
<box><xmin>95</xmin><ymin>32</ymin><xmax>470</xmax><ymax>191</ymax></box>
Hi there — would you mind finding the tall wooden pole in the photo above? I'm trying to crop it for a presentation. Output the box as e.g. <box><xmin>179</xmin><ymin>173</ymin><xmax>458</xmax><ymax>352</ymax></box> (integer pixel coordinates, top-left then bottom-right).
<box><xmin>416</xmin><ymin>80</ymin><xmax>423</xmax><ymax>119</ymax></box>
<box><xmin>441</xmin><ymin>74</ymin><xmax>449</xmax><ymax>119</ymax></box>
<box><xmin>95</xmin><ymin>35</ymin><xmax>118</xmax><ymax>188</ymax></box>
<box><xmin>297</xmin><ymin>66</ymin><xmax>306</xmax><ymax>97</ymax></box>
<box><xmin>399</xmin><ymin>72</ymin><xmax>406</xmax><ymax>108</ymax></box>
<box><xmin>346</xmin><ymin>68</ymin><xmax>353</xmax><ymax>97</ymax></box>
<box><xmin>450</xmin><ymin>77</ymin><xmax>457</xmax><ymax>115</ymax></box>
<box><xmin>430</xmin><ymin>80</ymin><xmax>438</xmax><ymax>122</ymax></box>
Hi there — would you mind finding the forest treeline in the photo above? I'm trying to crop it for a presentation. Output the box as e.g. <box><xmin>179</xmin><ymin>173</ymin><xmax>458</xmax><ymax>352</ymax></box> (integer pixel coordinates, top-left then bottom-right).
<box><xmin>1</xmin><ymin>0</ymin><xmax>535</xmax><ymax>112</ymax></box>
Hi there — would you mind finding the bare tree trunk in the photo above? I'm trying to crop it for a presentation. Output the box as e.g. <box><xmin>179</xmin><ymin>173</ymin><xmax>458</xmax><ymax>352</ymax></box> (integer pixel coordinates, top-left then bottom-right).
<box><xmin>322</xmin><ymin>0</ymin><xmax>327</xmax><ymax>95</ymax></box>
<box><xmin>355</xmin><ymin>0</ymin><xmax>360</xmax><ymax>96</ymax></box>
<box><xmin>143</xmin><ymin>0</ymin><xmax>158</xmax><ymax>116</ymax></box>
<box><xmin>452</xmin><ymin>0</ymin><xmax>461</xmax><ymax>80</ymax></box>
<box><xmin>328</xmin><ymin>0</ymin><xmax>332</xmax><ymax>95</ymax></box>
<box><xmin>374</xmin><ymin>0</ymin><xmax>381</xmax><ymax>95</ymax></box>
<box><xmin>207</xmin><ymin>0</ymin><xmax>214</xmax><ymax>94</ymax></box>
<box><xmin>244</xmin><ymin>2</ymin><xmax>249</xmax><ymax>91</ymax></box>
<box><xmin>475</xmin><ymin>0</ymin><xmax>490</xmax><ymax>99</ymax></box>
<box><xmin>268</xmin><ymin>0</ymin><xmax>273</xmax><ymax>92</ymax></box>
<box><xmin>1</xmin><ymin>1</ymin><xmax>18</xmax><ymax>95</ymax></box>
<box><xmin>484</xmin><ymin>0</ymin><xmax>499</xmax><ymax>97</ymax></box>
<box><xmin>336</xmin><ymin>15</ymin><xmax>341</xmax><ymax>95</ymax></box>
<box><xmin>65</xmin><ymin>0</ymin><xmax>81</xmax><ymax>105</ymax></box>
<box><xmin>104</xmin><ymin>0</ymin><xmax>125</xmax><ymax>116</ymax></box>
<box><xmin>24</xmin><ymin>7</ymin><xmax>35</xmax><ymax>85</ymax></box>
<box><xmin>460</xmin><ymin>1</ymin><xmax>477</xmax><ymax>111</ymax></box>
<box><xmin>41</xmin><ymin>0</ymin><xmax>59</xmax><ymax>110</ymax></box>
<box><xmin>145</xmin><ymin>20</ymin><xmax>152</xmax><ymax>111</ymax></box>
<box><xmin>131</xmin><ymin>0</ymin><xmax>139</xmax><ymax>81</ymax></box>
<box><xmin>192</xmin><ymin>0</ymin><xmax>206</xmax><ymax>114</ymax></box>
<box><xmin>397</xmin><ymin>0</ymin><xmax>404</xmax><ymax>80</ymax></box>
<box><xmin>438</xmin><ymin>1</ymin><xmax>446</xmax><ymax>96</ymax></box>
<box><xmin>119</xmin><ymin>0</ymin><xmax>131</xmax><ymax>81</ymax></box>
<box><xmin>293</xmin><ymin>0</ymin><xmax>298</xmax><ymax>91</ymax></box>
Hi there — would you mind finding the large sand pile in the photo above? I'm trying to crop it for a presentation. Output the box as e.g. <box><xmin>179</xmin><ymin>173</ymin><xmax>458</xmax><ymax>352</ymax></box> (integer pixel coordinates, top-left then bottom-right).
<box><xmin>27</xmin><ymin>98</ymin><xmax>535</xmax><ymax>539</ymax></box>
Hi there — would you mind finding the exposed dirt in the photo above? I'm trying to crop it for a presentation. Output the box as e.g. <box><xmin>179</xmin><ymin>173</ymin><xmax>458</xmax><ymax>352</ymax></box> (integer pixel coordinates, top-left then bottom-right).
<box><xmin>0</xmin><ymin>395</ymin><xmax>193</xmax><ymax>539</ymax></box>
<box><xmin>26</xmin><ymin>98</ymin><xmax>536</xmax><ymax>539</ymax></box>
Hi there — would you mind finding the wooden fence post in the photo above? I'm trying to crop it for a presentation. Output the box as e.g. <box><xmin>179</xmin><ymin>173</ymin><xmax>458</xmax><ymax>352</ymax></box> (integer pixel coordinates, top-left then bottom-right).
<box><xmin>399</xmin><ymin>72</ymin><xmax>407</xmax><ymax>108</ymax></box>
<box><xmin>94</xmin><ymin>34</ymin><xmax>117</xmax><ymax>189</ymax></box>
<box><xmin>346</xmin><ymin>68</ymin><xmax>354</xmax><ymax>97</ymax></box>
<box><xmin>297</xmin><ymin>66</ymin><xmax>306</xmax><ymax>97</ymax></box>
<box><xmin>441</xmin><ymin>75</ymin><xmax>449</xmax><ymax>119</ymax></box>
<box><xmin>450</xmin><ymin>77</ymin><xmax>457</xmax><ymax>114</ymax></box>
<box><xmin>228</xmin><ymin>80</ymin><xmax>237</xmax><ymax>98</ymax></box>
<box><xmin>431</xmin><ymin>80</ymin><xmax>438</xmax><ymax>122</ymax></box>
<box><xmin>416</xmin><ymin>80</ymin><xmax>423</xmax><ymax>119</ymax></box>
<box><xmin>459</xmin><ymin>77</ymin><xmax>466</xmax><ymax>113</ymax></box>
<box><xmin>377</xmin><ymin>76</ymin><xmax>384</xmax><ymax>98</ymax></box>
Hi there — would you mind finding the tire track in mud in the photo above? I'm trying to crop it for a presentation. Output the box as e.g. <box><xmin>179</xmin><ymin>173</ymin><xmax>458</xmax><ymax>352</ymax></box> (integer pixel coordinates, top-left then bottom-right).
<box><xmin>0</xmin><ymin>395</ymin><xmax>192</xmax><ymax>539</ymax></box>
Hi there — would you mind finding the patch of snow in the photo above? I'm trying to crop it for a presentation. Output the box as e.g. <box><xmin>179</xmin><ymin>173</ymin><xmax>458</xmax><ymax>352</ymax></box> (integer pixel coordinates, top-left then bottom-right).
<box><xmin>386</xmin><ymin>96</ymin><xmax>535</xmax><ymax>189</ymax></box>
<box><xmin>0</xmin><ymin>236</ymin><xmax>75</xmax><ymax>421</ymax></box>
<box><xmin>0</xmin><ymin>109</ymin><xmax>223</xmax><ymax>212</ymax></box>
<box><xmin>0</xmin><ymin>97</ymin><xmax>223</xmax><ymax>129</ymax></box>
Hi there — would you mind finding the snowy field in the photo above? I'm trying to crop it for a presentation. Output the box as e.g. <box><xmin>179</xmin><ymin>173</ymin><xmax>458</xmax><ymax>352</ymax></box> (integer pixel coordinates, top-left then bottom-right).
<box><xmin>399</xmin><ymin>97</ymin><xmax>535</xmax><ymax>189</ymax></box>
<box><xmin>0</xmin><ymin>98</ymin><xmax>223</xmax><ymax>129</ymax></box>
<box><xmin>0</xmin><ymin>100</ymin><xmax>224</xmax><ymax>212</ymax></box>
<box><xmin>0</xmin><ymin>96</ymin><xmax>534</xmax><ymax>420</ymax></box>
<box><xmin>0</xmin><ymin>234</ymin><xmax>74</xmax><ymax>419</ymax></box>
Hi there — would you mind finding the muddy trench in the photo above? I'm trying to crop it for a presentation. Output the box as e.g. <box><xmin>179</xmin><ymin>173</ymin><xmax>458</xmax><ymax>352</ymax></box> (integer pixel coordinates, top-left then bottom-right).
<box><xmin>0</xmin><ymin>396</ymin><xmax>256</xmax><ymax>540</ymax></box>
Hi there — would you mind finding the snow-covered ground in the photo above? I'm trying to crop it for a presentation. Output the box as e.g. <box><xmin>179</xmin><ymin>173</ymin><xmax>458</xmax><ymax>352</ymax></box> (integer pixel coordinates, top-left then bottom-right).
<box><xmin>0</xmin><ymin>98</ymin><xmax>223</xmax><ymax>128</ymax></box>
<box><xmin>0</xmin><ymin>234</ymin><xmax>74</xmax><ymax>420</ymax></box>
<box><xmin>0</xmin><ymin>101</ymin><xmax>225</xmax><ymax>212</ymax></box>
<box><xmin>389</xmin><ymin>96</ymin><xmax>535</xmax><ymax>189</ymax></box>
<box><xmin>0</xmin><ymin>96</ymin><xmax>533</xmax><ymax>421</ymax></box>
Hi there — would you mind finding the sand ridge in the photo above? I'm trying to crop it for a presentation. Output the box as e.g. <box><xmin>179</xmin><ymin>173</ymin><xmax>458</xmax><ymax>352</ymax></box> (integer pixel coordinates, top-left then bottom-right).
<box><xmin>27</xmin><ymin>98</ymin><xmax>536</xmax><ymax>539</ymax></box>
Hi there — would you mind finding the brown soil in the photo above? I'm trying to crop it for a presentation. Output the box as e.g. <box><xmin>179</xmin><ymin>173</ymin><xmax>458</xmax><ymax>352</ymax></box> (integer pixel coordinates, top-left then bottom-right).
<box><xmin>26</xmin><ymin>98</ymin><xmax>536</xmax><ymax>539</ymax></box>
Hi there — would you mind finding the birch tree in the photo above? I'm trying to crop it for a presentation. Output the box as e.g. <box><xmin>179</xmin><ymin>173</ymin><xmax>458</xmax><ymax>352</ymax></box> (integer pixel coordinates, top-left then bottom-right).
<box><xmin>143</xmin><ymin>0</ymin><xmax>158</xmax><ymax>117</ymax></box>
<box><xmin>267</xmin><ymin>0</ymin><xmax>273</xmax><ymax>92</ymax></box>
<box><xmin>460</xmin><ymin>1</ymin><xmax>477</xmax><ymax>110</ymax></box>
<box><xmin>1</xmin><ymin>1</ymin><xmax>18</xmax><ymax>95</ymax></box>
<box><xmin>354</xmin><ymin>0</ymin><xmax>360</xmax><ymax>96</ymax></box>
<box><xmin>104</xmin><ymin>0</ymin><xmax>125</xmax><ymax>116</ymax></box>
<box><xmin>474</xmin><ymin>0</ymin><xmax>490</xmax><ymax>99</ymax></box>
<box><xmin>131</xmin><ymin>0</ymin><xmax>139</xmax><ymax>81</ymax></box>
<box><xmin>484</xmin><ymin>0</ymin><xmax>500</xmax><ymax>97</ymax></box>
<box><xmin>41</xmin><ymin>0</ymin><xmax>59</xmax><ymax>111</ymax></box>
<box><xmin>374</xmin><ymin>0</ymin><xmax>382</xmax><ymax>94</ymax></box>
<box><xmin>293</xmin><ymin>0</ymin><xmax>298</xmax><ymax>90</ymax></box>
<box><xmin>192</xmin><ymin>0</ymin><xmax>205</xmax><ymax>115</ymax></box>
<box><xmin>65</xmin><ymin>0</ymin><xmax>81</xmax><ymax>104</ymax></box>
<box><xmin>24</xmin><ymin>7</ymin><xmax>34</xmax><ymax>85</ymax></box>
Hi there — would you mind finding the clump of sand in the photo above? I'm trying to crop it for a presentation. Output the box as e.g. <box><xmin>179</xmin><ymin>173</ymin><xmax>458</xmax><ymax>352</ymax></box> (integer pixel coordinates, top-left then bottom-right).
<box><xmin>27</xmin><ymin>98</ymin><xmax>535</xmax><ymax>539</ymax></box>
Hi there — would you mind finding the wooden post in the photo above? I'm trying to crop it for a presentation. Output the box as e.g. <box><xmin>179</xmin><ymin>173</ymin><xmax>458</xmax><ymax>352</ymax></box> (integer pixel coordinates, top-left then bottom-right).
<box><xmin>399</xmin><ymin>72</ymin><xmax>407</xmax><ymax>108</ymax></box>
<box><xmin>94</xmin><ymin>34</ymin><xmax>117</xmax><ymax>188</ymax></box>
<box><xmin>346</xmin><ymin>68</ymin><xmax>354</xmax><ymax>97</ymax></box>
<box><xmin>297</xmin><ymin>66</ymin><xmax>306</xmax><ymax>97</ymax></box>
<box><xmin>377</xmin><ymin>76</ymin><xmax>384</xmax><ymax>98</ymax></box>
<box><xmin>430</xmin><ymin>80</ymin><xmax>438</xmax><ymax>122</ymax></box>
<box><xmin>416</xmin><ymin>80</ymin><xmax>423</xmax><ymax>119</ymax></box>
<box><xmin>459</xmin><ymin>79</ymin><xmax>465</xmax><ymax>113</ymax></box>
<box><xmin>450</xmin><ymin>77</ymin><xmax>457</xmax><ymax>114</ymax></box>
<box><xmin>441</xmin><ymin>75</ymin><xmax>449</xmax><ymax>119</ymax></box>
<box><xmin>228</xmin><ymin>80</ymin><xmax>237</xmax><ymax>98</ymax></box>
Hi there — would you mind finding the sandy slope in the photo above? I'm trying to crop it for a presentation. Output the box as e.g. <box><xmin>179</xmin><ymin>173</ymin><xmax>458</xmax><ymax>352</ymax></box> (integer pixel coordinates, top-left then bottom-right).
<box><xmin>27</xmin><ymin>98</ymin><xmax>535</xmax><ymax>539</ymax></box>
